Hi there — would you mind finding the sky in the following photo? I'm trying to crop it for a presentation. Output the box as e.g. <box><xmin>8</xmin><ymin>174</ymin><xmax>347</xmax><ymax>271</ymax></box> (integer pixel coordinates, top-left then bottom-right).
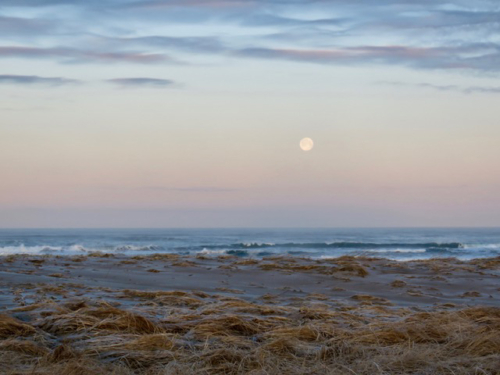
<box><xmin>1</xmin><ymin>0</ymin><xmax>500</xmax><ymax>228</ymax></box>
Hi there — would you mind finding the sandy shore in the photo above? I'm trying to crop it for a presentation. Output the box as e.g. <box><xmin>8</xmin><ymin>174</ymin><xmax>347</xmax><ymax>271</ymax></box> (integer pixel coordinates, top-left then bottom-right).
<box><xmin>0</xmin><ymin>254</ymin><xmax>499</xmax><ymax>374</ymax></box>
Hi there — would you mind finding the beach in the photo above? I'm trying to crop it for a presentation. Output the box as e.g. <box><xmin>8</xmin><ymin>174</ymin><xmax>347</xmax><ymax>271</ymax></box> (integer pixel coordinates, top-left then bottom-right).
<box><xmin>3</xmin><ymin>0</ymin><xmax>499</xmax><ymax>372</ymax></box>
<box><xmin>1</xmin><ymin>253</ymin><xmax>499</xmax><ymax>374</ymax></box>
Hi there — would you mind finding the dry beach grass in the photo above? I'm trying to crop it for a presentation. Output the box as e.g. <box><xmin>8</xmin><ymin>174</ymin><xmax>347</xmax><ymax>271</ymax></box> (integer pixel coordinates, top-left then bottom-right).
<box><xmin>0</xmin><ymin>255</ymin><xmax>499</xmax><ymax>374</ymax></box>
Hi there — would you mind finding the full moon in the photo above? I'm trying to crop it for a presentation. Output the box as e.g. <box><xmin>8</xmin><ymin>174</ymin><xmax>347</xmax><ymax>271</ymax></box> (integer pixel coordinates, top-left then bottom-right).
<box><xmin>299</xmin><ymin>137</ymin><xmax>314</xmax><ymax>151</ymax></box>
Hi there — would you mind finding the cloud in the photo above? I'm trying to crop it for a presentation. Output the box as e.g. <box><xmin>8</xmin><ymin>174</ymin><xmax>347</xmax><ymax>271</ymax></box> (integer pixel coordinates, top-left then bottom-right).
<box><xmin>1</xmin><ymin>0</ymin><xmax>500</xmax><ymax>75</ymax></box>
<box><xmin>236</xmin><ymin>45</ymin><xmax>439</xmax><ymax>64</ymax></box>
<box><xmin>376</xmin><ymin>10</ymin><xmax>500</xmax><ymax>30</ymax></box>
<box><xmin>102</xmin><ymin>35</ymin><xmax>226</xmax><ymax>54</ymax></box>
<box><xmin>464</xmin><ymin>86</ymin><xmax>500</xmax><ymax>94</ymax></box>
<box><xmin>106</xmin><ymin>77</ymin><xmax>176</xmax><ymax>88</ymax></box>
<box><xmin>0</xmin><ymin>0</ymin><xmax>258</xmax><ymax>9</ymax></box>
<box><xmin>236</xmin><ymin>44</ymin><xmax>500</xmax><ymax>72</ymax></box>
<box><xmin>379</xmin><ymin>81</ymin><xmax>461</xmax><ymax>91</ymax></box>
<box><xmin>236</xmin><ymin>14</ymin><xmax>348</xmax><ymax>28</ymax></box>
<box><xmin>124</xmin><ymin>0</ymin><xmax>258</xmax><ymax>10</ymax></box>
<box><xmin>379</xmin><ymin>81</ymin><xmax>500</xmax><ymax>94</ymax></box>
<box><xmin>0</xmin><ymin>74</ymin><xmax>79</xmax><ymax>86</ymax></box>
<box><xmin>0</xmin><ymin>0</ymin><xmax>112</xmax><ymax>6</ymax></box>
<box><xmin>0</xmin><ymin>46</ymin><xmax>174</xmax><ymax>64</ymax></box>
<box><xmin>141</xmin><ymin>186</ymin><xmax>238</xmax><ymax>192</ymax></box>
<box><xmin>0</xmin><ymin>16</ymin><xmax>54</xmax><ymax>35</ymax></box>
<box><xmin>261</xmin><ymin>27</ymin><xmax>349</xmax><ymax>44</ymax></box>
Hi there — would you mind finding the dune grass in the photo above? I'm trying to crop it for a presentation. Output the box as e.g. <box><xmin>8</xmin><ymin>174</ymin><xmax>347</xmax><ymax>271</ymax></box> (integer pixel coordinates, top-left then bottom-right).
<box><xmin>1</xmin><ymin>289</ymin><xmax>499</xmax><ymax>374</ymax></box>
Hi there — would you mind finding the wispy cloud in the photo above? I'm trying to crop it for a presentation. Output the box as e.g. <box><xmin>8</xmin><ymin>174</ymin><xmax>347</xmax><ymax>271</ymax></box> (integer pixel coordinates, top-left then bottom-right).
<box><xmin>1</xmin><ymin>0</ymin><xmax>500</xmax><ymax>75</ymax></box>
<box><xmin>0</xmin><ymin>74</ymin><xmax>79</xmax><ymax>86</ymax></box>
<box><xmin>237</xmin><ymin>14</ymin><xmax>348</xmax><ymax>28</ymax></box>
<box><xmin>140</xmin><ymin>186</ymin><xmax>239</xmax><ymax>192</ymax></box>
<box><xmin>106</xmin><ymin>77</ymin><xmax>176</xmax><ymax>88</ymax></box>
<box><xmin>0</xmin><ymin>46</ymin><xmax>174</xmax><ymax>64</ymax></box>
<box><xmin>235</xmin><ymin>45</ymin><xmax>439</xmax><ymax>66</ymax></box>
<box><xmin>0</xmin><ymin>16</ymin><xmax>54</xmax><ymax>36</ymax></box>
<box><xmin>124</xmin><ymin>0</ymin><xmax>257</xmax><ymax>10</ymax></box>
<box><xmin>99</xmin><ymin>35</ymin><xmax>226</xmax><ymax>54</ymax></box>
<box><xmin>368</xmin><ymin>9</ymin><xmax>500</xmax><ymax>30</ymax></box>
<box><xmin>464</xmin><ymin>86</ymin><xmax>500</xmax><ymax>94</ymax></box>
<box><xmin>236</xmin><ymin>44</ymin><xmax>500</xmax><ymax>72</ymax></box>
<box><xmin>379</xmin><ymin>81</ymin><xmax>461</xmax><ymax>91</ymax></box>
<box><xmin>379</xmin><ymin>81</ymin><xmax>500</xmax><ymax>94</ymax></box>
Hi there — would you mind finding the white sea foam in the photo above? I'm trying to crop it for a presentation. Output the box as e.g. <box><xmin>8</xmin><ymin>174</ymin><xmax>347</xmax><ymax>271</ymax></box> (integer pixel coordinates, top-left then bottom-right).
<box><xmin>318</xmin><ymin>255</ymin><xmax>343</xmax><ymax>260</ymax></box>
<box><xmin>0</xmin><ymin>244</ymin><xmax>162</xmax><ymax>256</ymax></box>
<box><xmin>197</xmin><ymin>248</ymin><xmax>227</xmax><ymax>255</ymax></box>
<box><xmin>0</xmin><ymin>245</ymin><xmax>70</xmax><ymax>256</ymax></box>
<box><xmin>114</xmin><ymin>245</ymin><xmax>160</xmax><ymax>252</ymax></box>
<box><xmin>241</xmin><ymin>242</ymin><xmax>275</xmax><ymax>247</ymax></box>
<box><xmin>363</xmin><ymin>249</ymin><xmax>427</xmax><ymax>253</ymax></box>
<box><xmin>463</xmin><ymin>244</ymin><xmax>500</xmax><ymax>250</ymax></box>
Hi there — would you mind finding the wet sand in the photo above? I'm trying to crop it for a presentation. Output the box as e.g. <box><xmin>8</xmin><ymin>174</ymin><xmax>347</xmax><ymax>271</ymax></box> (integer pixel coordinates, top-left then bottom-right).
<box><xmin>0</xmin><ymin>254</ymin><xmax>499</xmax><ymax>374</ymax></box>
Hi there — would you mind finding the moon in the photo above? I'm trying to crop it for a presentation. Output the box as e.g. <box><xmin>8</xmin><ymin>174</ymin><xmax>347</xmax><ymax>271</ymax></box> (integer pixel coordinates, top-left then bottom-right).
<box><xmin>299</xmin><ymin>137</ymin><xmax>314</xmax><ymax>151</ymax></box>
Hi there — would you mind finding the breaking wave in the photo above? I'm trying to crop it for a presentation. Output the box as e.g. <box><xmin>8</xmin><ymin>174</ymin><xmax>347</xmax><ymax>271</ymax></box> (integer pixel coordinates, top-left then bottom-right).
<box><xmin>185</xmin><ymin>241</ymin><xmax>464</xmax><ymax>251</ymax></box>
<box><xmin>0</xmin><ymin>238</ymin><xmax>498</xmax><ymax>261</ymax></box>
<box><xmin>0</xmin><ymin>244</ymin><xmax>165</xmax><ymax>256</ymax></box>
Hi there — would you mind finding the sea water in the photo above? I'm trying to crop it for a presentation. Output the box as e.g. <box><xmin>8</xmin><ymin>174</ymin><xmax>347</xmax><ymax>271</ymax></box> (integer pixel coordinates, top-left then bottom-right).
<box><xmin>0</xmin><ymin>228</ymin><xmax>499</xmax><ymax>261</ymax></box>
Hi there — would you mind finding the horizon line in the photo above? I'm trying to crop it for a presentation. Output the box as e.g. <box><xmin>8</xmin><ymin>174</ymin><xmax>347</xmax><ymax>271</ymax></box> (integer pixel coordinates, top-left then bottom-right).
<box><xmin>1</xmin><ymin>226</ymin><xmax>499</xmax><ymax>230</ymax></box>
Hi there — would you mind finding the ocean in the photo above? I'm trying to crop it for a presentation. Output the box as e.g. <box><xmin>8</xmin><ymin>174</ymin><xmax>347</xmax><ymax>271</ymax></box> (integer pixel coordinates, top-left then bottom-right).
<box><xmin>0</xmin><ymin>228</ymin><xmax>499</xmax><ymax>261</ymax></box>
